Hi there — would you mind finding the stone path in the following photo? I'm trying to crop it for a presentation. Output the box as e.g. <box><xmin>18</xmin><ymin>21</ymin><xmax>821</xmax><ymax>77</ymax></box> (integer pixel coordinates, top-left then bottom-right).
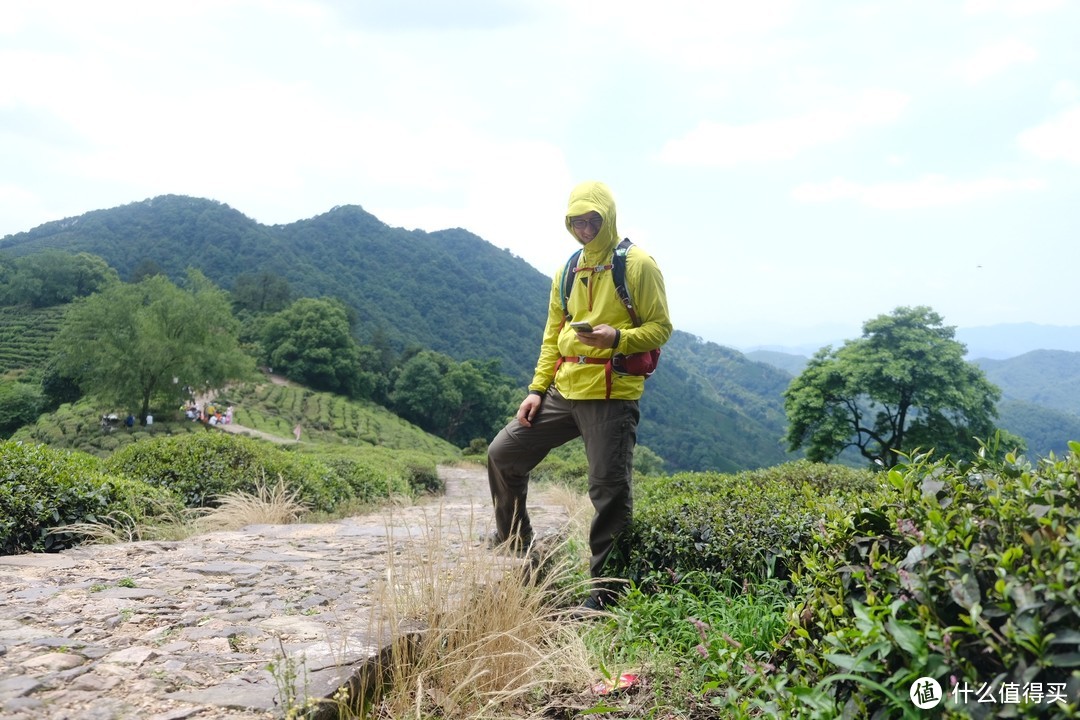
<box><xmin>0</xmin><ymin>466</ymin><xmax>570</xmax><ymax>720</ymax></box>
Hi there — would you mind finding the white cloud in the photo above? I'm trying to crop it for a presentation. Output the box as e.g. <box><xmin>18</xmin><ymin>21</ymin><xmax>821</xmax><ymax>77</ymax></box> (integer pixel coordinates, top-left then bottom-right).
<box><xmin>792</xmin><ymin>174</ymin><xmax>1045</xmax><ymax>209</ymax></box>
<box><xmin>657</xmin><ymin>89</ymin><xmax>909</xmax><ymax>166</ymax></box>
<box><xmin>953</xmin><ymin>38</ymin><xmax>1037</xmax><ymax>84</ymax></box>
<box><xmin>567</xmin><ymin>0</ymin><xmax>798</xmax><ymax>70</ymax></box>
<box><xmin>1018</xmin><ymin>106</ymin><xmax>1080</xmax><ymax>164</ymax></box>
<box><xmin>964</xmin><ymin>0</ymin><xmax>1065</xmax><ymax>16</ymax></box>
<box><xmin>1051</xmin><ymin>80</ymin><xmax>1079</xmax><ymax>105</ymax></box>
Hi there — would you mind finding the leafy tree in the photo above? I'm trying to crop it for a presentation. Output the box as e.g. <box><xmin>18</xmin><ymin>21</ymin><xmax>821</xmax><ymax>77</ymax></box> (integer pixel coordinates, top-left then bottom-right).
<box><xmin>390</xmin><ymin>350</ymin><xmax>517</xmax><ymax>446</ymax></box>
<box><xmin>129</xmin><ymin>258</ymin><xmax>165</xmax><ymax>282</ymax></box>
<box><xmin>52</xmin><ymin>270</ymin><xmax>254</xmax><ymax>421</ymax></box>
<box><xmin>0</xmin><ymin>251</ymin><xmax>119</xmax><ymax>308</ymax></box>
<box><xmin>39</xmin><ymin>357</ymin><xmax>83</xmax><ymax>411</ymax></box>
<box><xmin>0</xmin><ymin>381</ymin><xmax>44</xmax><ymax>437</ymax></box>
<box><xmin>261</xmin><ymin>297</ymin><xmax>369</xmax><ymax>396</ymax></box>
<box><xmin>784</xmin><ymin>306</ymin><xmax>1011</xmax><ymax>467</ymax></box>
<box><xmin>232</xmin><ymin>271</ymin><xmax>292</xmax><ymax>313</ymax></box>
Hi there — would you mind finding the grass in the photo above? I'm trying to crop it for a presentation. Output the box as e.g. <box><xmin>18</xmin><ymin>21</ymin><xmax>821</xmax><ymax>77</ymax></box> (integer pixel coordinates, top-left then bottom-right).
<box><xmin>49</xmin><ymin>444</ymin><xmax>793</xmax><ymax>718</ymax></box>
<box><xmin>342</xmin><ymin>506</ymin><xmax>599</xmax><ymax>719</ymax></box>
<box><xmin>270</xmin><ymin>479</ymin><xmax>793</xmax><ymax>720</ymax></box>
<box><xmin>193</xmin><ymin>475</ymin><xmax>309</xmax><ymax>531</ymax></box>
<box><xmin>58</xmin><ymin>475</ymin><xmax>314</xmax><ymax>544</ymax></box>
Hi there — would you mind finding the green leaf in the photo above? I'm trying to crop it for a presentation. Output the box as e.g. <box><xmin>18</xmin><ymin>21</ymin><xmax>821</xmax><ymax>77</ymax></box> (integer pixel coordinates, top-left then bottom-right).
<box><xmin>887</xmin><ymin>616</ymin><xmax>926</xmax><ymax>656</ymax></box>
<box><xmin>579</xmin><ymin>704</ymin><xmax>623</xmax><ymax>714</ymax></box>
<box><xmin>824</xmin><ymin>653</ymin><xmax>878</xmax><ymax>673</ymax></box>
<box><xmin>921</xmin><ymin>478</ymin><xmax>945</xmax><ymax>498</ymax></box>
<box><xmin>1049</xmin><ymin>629</ymin><xmax>1080</xmax><ymax>645</ymax></box>
<box><xmin>1046</xmin><ymin>652</ymin><xmax>1080</xmax><ymax>668</ymax></box>
<box><xmin>899</xmin><ymin>543</ymin><xmax>936</xmax><ymax>569</ymax></box>
<box><xmin>948</xmin><ymin>572</ymin><xmax>981</xmax><ymax>610</ymax></box>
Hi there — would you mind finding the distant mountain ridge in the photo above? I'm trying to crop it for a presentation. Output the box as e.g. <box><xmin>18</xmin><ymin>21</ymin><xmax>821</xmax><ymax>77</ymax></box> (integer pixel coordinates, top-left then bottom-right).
<box><xmin>745</xmin><ymin>323</ymin><xmax>1080</xmax><ymax>362</ymax></box>
<box><xmin>958</xmin><ymin>324</ymin><xmax>1080</xmax><ymax>360</ymax></box>
<box><xmin>747</xmin><ymin>346</ymin><xmax>1080</xmax><ymax>460</ymax></box>
<box><xmin>0</xmin><ymin>196</ymin><xmax>548</xmax><ymax>381</ymax></box>
<box><xmin>0</xmin><ymin>195</ymin><xmax>798</xmax><ymax>473</ymax></box>
<box><xmin>975</xmin><ymin>350</ymin><xmax>1080</xmax><ymax>416</ymax></box>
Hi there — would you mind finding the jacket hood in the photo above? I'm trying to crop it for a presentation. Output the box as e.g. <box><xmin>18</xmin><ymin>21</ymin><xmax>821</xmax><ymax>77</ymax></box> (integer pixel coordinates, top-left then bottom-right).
<box><xmin>565</xmin><ymin>180</ymin><xmax>619</xmax><ymax>261</ymax></box>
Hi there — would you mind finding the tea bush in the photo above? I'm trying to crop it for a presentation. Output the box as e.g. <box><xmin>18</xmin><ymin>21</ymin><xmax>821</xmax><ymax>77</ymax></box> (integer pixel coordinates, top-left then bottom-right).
<box><xmin>104</xmin><ymin>432</ymin><xmax>351</xmax><ymax>513</ymax></box>
<box><xmin>737</xmin><ymin>446</ymin><xmax>1080</xmax><ymax>718</ymax></box>
<box><xmin>307</xmin><ymin>446</ymin><xmax>444</xmax><ymax>502</ymax></box>
<box><xmin>619</xmin><ymin>461</ymin><xmax>882</xmax><ymax>581</ymax></box>
<box><xmin>0</xmin><ymin>440</ymin><xmax>180</xmax><ymax>554</ymax></box>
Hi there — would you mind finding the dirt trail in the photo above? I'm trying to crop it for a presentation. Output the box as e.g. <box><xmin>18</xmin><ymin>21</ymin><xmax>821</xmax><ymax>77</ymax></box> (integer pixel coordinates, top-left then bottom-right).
<box><xmin>190</xmin><ymin>375</ymin><xmax>296</xmax><ymax>445</ymax></box>
<box><xmin>0</xmin><ymin>465</ymin><xmax>572</xmax><ymax>719</ymax></box>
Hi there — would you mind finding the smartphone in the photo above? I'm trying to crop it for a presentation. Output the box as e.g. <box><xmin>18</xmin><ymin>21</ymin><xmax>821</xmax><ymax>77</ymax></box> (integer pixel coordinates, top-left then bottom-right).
<box><xmin>570</xmin><ymin>321</ymin><xmax>594</xmax><ymax>333</ymax></box>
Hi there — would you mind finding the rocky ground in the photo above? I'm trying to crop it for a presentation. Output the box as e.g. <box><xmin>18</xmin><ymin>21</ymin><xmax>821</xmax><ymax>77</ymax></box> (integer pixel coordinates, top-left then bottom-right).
<box><xmin>0</xmin><ymin>466</ymin><xmax>569</xmax><ymax>720</ymax></box>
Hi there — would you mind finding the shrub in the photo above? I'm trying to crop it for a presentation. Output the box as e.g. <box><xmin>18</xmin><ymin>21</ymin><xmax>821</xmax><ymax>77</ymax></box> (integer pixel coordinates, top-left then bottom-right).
<box><xmin>319</xmin><ymin>454</ymin><xmax>412</xmax><ymax>503</ymax></box>
<box><xmin>104</xmin><ymin>432</ymin><xmax>350</xmax><ymax>513</ymax></box>
<box><xmin>620</xmin><ymin>461</ymin><xmax>881</xmax><ymax>581</ymax></box>
<box><xmin>0</xmin><ymin>440</ymin><xmax>179</xmax><ymax>554</ymax></box>
<box><xmin>0</xmin><ymin>381</ymin><xmax>44</xmax><ymax>437</ymax></box>
<box><xmin>531</xmin><ymin>439</ymin><xmax>591</xmax><ymax>492</ymax></box>
<box><xmin>402</xmin><ymin>456</ymin><xmax>443</xmax><ymax>495</ymax></box>
<box><xmin>742</xmin><ymin>446</ymin><xmax>1080</xmax><ymax>718</ymax></box>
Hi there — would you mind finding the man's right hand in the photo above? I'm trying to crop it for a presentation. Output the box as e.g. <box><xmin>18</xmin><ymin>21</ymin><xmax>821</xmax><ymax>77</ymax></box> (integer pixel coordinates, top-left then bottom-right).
<box><xmin>516</xmin><ymin>393</ymin><xmax>543</xmax><ymax>428</ymax></box>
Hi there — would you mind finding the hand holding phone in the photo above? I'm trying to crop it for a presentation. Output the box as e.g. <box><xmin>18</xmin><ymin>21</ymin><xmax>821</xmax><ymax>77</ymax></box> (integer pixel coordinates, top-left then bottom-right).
<box><xmin>570</xmin><ymin>321</ymin><xmax>594</xmax><ymax>333</ymax></box>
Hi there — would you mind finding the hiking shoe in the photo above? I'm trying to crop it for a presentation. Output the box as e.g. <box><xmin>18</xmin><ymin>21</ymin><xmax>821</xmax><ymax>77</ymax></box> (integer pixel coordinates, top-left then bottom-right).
<box><xmin>485</xmin><ymin>531</ymin><xmax>532</xmax><ymax>557</ymax></box>
<box><xmin>568</xmin><ymin>596</ymin><xmax>607</xmax><ymax>621</ymax></box>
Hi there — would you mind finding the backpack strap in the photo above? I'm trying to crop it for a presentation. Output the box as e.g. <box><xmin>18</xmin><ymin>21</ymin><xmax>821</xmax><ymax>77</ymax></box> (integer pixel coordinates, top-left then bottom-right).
<box><xmin>555</xmin><ymin>238</ymin><xmax>644</xmax><ymax>399</ymax></box>
<box><xmin>560</xmin><ymin>238</ymin><xmax>639</xmax><ymax>325</ymax></box>
<box><xmin>611</xmin><ymin>238</ymin><xmax>641</xmax><ymax>327</ymax></box>
<box><xmin>559</xmin><ymin>249</ymin><xmax>582</xmax><ymax>321</ymax></box>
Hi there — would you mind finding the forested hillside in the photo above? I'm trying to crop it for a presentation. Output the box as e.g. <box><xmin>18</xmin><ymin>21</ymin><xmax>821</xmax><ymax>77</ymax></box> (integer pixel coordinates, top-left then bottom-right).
<box><xmin>0</xmin><ymin>306</ymin><xmax>66</xmax><ymax>376</ymax></box>
<box><xmin>1</xmin><ymin>195</ymin><xmax>800</xmax><ymax>472</ymax></box>
<box><xmin>0</xmin><ymin>197</ymin><xmax>547</xmax><ymax>381</ymax></box>
<box><xmin>975</xmin><ymin>350</ymin><xmax>1080</xmax><ymax>416</ymax></box>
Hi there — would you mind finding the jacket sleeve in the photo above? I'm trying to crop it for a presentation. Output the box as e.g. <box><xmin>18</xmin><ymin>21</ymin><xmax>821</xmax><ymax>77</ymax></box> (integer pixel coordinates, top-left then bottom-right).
<box><xmin>528</xmin><ymin>275</ymin><xmax>567</xmax><ymax>393</ymax></box>
<box><xmin>618</xmin><ymin>249</ymin><xmax>673</xmax><ymax>354</ymax></box>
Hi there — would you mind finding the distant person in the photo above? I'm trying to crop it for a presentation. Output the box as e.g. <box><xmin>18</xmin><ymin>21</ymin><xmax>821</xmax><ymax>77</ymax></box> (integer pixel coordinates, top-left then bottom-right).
<box><xmin>293</xmin><ymin>423</ymin><xmax>302</xmax><ymax>441</ymax></box>
<box><xmin>125</xmin><ymin>414</ymin><xmax>135</xmax><ymax>429</ymax></box>
<box><xmin>486</xmin><ymin>180</ymin><xmax>672</xmax><ymax>614</ymax></box>
<box><xmin>225</xmin><ymin>406</ymin><xmax>234</xmax><ymax>424</ymax></box>
<box><xmin>145</xmin><ymin>414</ymin><xmax>153</xmax><ymax>426</ymax></box>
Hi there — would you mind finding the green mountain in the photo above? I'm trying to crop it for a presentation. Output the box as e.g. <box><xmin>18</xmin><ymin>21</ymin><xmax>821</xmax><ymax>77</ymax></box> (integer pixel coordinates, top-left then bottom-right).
<box><xmin>744</xmin><ymin>349</ymin><xmax>808</xmax><ymax>377</ymax></box>
<box><xmin>0</xmin><ymin>196</ymin><xmax>545</xmax><ymax>381</ymax></box>
<box><xmin>975</xmin><ymin>350</ymin><xmax>1080</xmax><ymax>416</ymax></box>
<box><xmin>1</xmin><ymin>195</ymin><xmax>798</xmax><ymax>472</ymax></box>
<box><xmin>994</xmin><ymin>399</ymin><xmax>1080</xmax><ymax>459</ymax></box>
<box><xmin>749</xmin><ymin>347</ymin><xmax>1080</xmax><ymax>462</ymax></box>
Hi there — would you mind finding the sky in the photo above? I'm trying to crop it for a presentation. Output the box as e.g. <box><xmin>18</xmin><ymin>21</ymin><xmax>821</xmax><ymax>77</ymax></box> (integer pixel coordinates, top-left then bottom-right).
<box><xmin>2</xmin><ymin>0</ymin><xmax>1078</xmax><ymax>351</ymax></box>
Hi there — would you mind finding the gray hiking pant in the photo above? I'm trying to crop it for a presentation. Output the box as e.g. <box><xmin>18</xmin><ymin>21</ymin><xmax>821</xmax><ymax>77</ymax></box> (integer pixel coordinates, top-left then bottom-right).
<box><xmin>487</xmin><ymin>387</ymin><xmax>639</xmax><ymax>598</ymax></box>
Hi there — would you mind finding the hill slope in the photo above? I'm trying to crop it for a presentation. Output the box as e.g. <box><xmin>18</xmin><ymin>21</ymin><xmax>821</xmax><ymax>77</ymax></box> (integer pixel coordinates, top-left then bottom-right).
<box><xmin>975</xmin><ymin>350</ymin><xmax>1080</xmax><ymax>416</ymax></box>
<box><xmin>0</xmin><ymin>196</ymin><xmax>548</xmax><ymax>381</ymax></box>
<box><xmin>0</xmin><ymin>306</ymin><xmax>67</xmax><ymax>377</ymax></box>
<box><xmin>2</xmin><ymin>196</ymin><xmax>799</xmax><ymax>472</ymax></box>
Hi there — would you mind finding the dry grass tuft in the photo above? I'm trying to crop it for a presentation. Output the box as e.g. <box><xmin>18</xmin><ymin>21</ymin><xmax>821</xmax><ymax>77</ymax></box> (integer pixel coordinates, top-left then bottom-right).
<box><xmin>55</xmin><ymin>495</ymin><xmax>201</xmax><ymax>545</ymax></box>
<box><xmin>57</xmin><ymin>476</ymin><xmax>311</xmax><ymax>545</ymax></box>
<box><xmin>360</xmin><ymin>505</ymin><xmax>598</xmax><ymax>719</ymax></box>
<box><xmin>534</xmin><ymin>481</ymin><xmax>594</xmax><ymax>538</ymax></box>
<box><xmin>194</xmin><ymin>476</ymin><xmax>310</xmax><ymax>532</ymax></box>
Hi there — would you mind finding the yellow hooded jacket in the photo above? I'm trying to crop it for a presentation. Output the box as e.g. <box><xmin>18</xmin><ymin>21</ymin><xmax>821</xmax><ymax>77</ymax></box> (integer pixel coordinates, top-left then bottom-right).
<box><xmin>528</xmin><ymin>181</ymin><xmax>673</xmax><ymax>401</ymax></box>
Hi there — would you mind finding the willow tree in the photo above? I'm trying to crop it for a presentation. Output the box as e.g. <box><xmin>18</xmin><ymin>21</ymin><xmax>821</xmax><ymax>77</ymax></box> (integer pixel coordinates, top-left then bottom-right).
<box><xmin>783</xmin><ymin>306</ymin><xmax>1012</xmax><ymax>467</ymax></box>
<box><xmin>53</xmin><ymin>270</ymin><xmax>254</xmax><ymax>422</ymax></box>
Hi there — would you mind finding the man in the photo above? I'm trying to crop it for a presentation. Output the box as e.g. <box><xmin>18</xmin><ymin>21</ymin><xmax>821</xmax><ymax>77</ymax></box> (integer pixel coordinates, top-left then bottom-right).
<box><xmin>487</xmin><ymin>180</ymin><xmax>672</xmax><ymax>611</ymax></box>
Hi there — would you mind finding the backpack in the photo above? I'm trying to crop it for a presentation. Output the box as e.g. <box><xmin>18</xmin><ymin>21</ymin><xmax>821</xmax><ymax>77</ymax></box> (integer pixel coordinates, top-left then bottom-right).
<box><xmin>559</xmin><ymin>238</ymin><xmax>661</xmax><ymax>379</ymax></box>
